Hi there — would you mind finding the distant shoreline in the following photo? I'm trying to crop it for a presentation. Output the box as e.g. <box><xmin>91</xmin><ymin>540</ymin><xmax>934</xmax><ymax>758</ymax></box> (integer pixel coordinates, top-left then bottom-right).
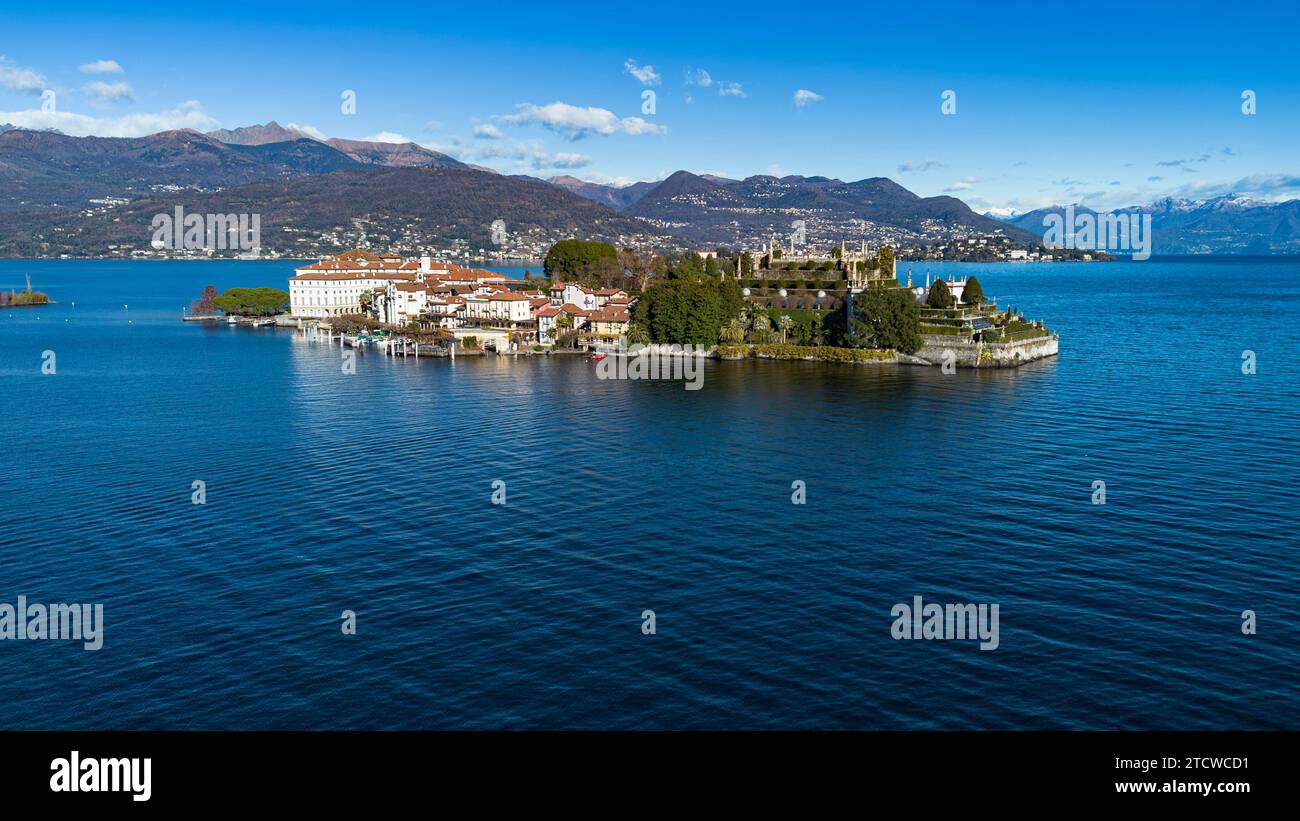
<box><xmin>6</xmin><ymin>254</ymin><xmax>1299</xmax><ymax>263</ymax></box>
<box><xmin>0</xmin><ymin>257</ymin><xmax>546</xmax><ymax>265</ymax></box>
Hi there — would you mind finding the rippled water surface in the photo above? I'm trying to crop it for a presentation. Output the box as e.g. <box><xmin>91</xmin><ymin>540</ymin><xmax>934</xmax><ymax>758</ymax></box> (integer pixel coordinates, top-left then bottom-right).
<box><xmin>1</xmin><ymin>258</ymin><xmax>1297</xmax><ymax>729</ymax></box>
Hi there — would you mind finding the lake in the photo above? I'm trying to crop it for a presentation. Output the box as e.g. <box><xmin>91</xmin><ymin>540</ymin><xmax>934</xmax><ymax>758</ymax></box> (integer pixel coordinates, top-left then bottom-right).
<box><xmin>1</xmin><ymin>257</ymin><xmax>1297</xmax><ymax>729</ymax></box>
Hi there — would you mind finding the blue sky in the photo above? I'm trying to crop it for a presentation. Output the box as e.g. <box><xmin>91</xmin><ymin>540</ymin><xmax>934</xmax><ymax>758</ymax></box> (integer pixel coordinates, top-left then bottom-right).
<box><xmin>3</xmin><ymin>0</ymin><xmax>1298</xmax><ymax>213</ymax></box>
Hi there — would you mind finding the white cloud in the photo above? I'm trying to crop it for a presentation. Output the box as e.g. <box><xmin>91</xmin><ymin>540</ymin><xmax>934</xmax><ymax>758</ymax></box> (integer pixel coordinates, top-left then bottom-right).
<box><xmin>360</xmin><ymin>131</ymin><xmax>411</xmax><ymax>144</ymax></box>
<box><xmin>793</xmin><ymin>89</ymin><xmax>823</xmax><ymax>108</ymax></box>
<box><xmin>80</xmin><ymin>60</ymin><xmax>123</xmax><ymax>74</ymax></box>
<box><xmin>944</xmin><ymin>176</ymin><xmax>980</xmax><ymax>192</ymax></box>
<box><xmin>0</xmin><ymin>100</ymin><xmax>217</xmax><ymax>137</ymax></box>
<box><xmin>624</xmin><ymin>59</ymin><xmax>661</xmax><ymax>86</ymax></box>
<box><xmin>422</xmin><ymin>120</ymin><xmax>444</xmax><ymax>133</ymax></box>
<box><xmin>481</xmin><ymin>142</ymin><xmax>592</xmax><ymax>171</ymax></box>
<box><xmin>495</xmin><ymin>101</ymin><xmax>666</xmax><ymax>140</ymax></box>
<box><xmin>473</xmin><ymin>123</ymin><xmax>504</xmax><ymax>139</ymax></box>
<box><xmin>686</xmin><ymin>68</ymin><xmax>712</xmax><ymax>87</ymax></box>
<box><xmin>83</xmin><ymin>81</ymin><xmax>134</xmax><ymax>105</ymax></box>
<box><xmin>543</xmin><ymin>151</ymin><xmax>591</xmax><ymax>169</ymax></box>
<box><xmin>286</xmin><ymin>122</ymin><xmax>327</xmax><ymax>140</ymax></box>
<box><xmin>717</xmin><ymin>82</ymin><xmax>745</xmax><ymax>98</ymax></box>
<box><xmin>0</xmin><ymin>56</ymin><xmax>47</xmax><ymax>93</ymax></box>
<box><xmin>425</xmin><ymin>135</ymin><xmax>593</xmax><ymax>172</ymax></box>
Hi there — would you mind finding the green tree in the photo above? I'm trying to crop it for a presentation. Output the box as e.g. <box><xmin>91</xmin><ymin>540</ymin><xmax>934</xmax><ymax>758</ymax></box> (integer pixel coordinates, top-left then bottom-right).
<box><xmin>927</xmin><ymin>278</ymin><xmax>954</xmax><ymax>309</ymax></box>
<box><xmin>740</xmin><ymin>252</ymin><xmax>754</xmax><ymax>276</ymax></box>
<box><xmin>877</xmin><ymin>246</ymin><xmax>895</xmax><ymax>278</ymax></box>
<box><xmin>720</xmin><ymin>317</ymin><xmax>746</xmax><ymax>344</ymax></box>
<box><xmin>855</xmin><ymin>286</ymin><xmax>922</xmax><ymax>353</ymax></box>
<box><xmin>626</xmin><ymin>321</ymin><xmax>650</xmax><ymax>345</ymax></box>
<box><xmin>212</xmin><ymin>287</ymin><xmax>289</xmax><ymax>316</ymax></box>
<box><xmin>963</xmin><ymin>276</ymin><xmax>985</xmax><ymax>305</ymax></box>
<box><xmin>636</xmin><ymin>276</ymin><xmax>744</xmax><ymax>346</ymax></box>
<box><xmin>777</xmin><ymin>314</ymin><xmax>794</xmax><ymax>343</ymax></box>
<box><xmin>668</xmin><ymin>252</ymin><xmax>706</xmax><ymax>281</ymax></box>
<box><xmin>543</xmin><ymin>239</ymin><xmax>618</xmax><ymax>285</ymax></box>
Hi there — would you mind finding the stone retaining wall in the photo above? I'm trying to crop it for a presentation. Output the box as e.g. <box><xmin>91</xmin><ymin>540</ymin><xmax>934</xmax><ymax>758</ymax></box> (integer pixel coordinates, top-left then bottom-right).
<box><xmin>917</xmin><ymin>334</ymin><xmax>1059</xmax><ymax>368</ymax></box>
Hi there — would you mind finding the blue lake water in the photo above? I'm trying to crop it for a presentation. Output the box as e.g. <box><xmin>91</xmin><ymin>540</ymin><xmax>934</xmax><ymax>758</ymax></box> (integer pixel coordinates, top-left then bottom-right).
<box><xmin>1</xmin><ymin>257</ymin><xmax>1298</xmax><ymax>729</ymax></box>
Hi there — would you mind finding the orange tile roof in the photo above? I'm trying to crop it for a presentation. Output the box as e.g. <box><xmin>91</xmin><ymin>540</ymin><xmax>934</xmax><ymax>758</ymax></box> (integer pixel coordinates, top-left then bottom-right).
<box><xmin>589</xmin><ymin>307</ymin><xmax>631</xmax><ymax>322</ymax></box>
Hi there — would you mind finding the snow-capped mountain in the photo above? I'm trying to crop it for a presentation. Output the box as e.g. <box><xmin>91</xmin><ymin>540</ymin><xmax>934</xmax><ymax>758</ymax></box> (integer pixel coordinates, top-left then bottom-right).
<box><xmin>995</xmin><ymin>194</ymin><xmax>1300</xmax><ymax>255</ymax></box>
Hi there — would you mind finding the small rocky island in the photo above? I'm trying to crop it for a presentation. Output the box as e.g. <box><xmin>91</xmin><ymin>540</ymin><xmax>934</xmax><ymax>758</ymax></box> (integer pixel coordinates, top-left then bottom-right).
<box><xmin>0</xmin><ymin>275</ymin><xmax>51</xmax><ymax>308</ymax></box>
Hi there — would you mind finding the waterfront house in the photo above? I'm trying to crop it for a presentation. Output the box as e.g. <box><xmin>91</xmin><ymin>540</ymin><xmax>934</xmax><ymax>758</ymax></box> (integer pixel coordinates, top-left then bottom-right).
<box><xmin>557</xmin><ymin>303</ymin><xmax>592</xmax><ymax>331</ymax></box>
<box><xmin>548</xmin><ymin>282</ymin><xmax>568</xmax><ymax>307</ymax></box>
<box><xmin>585</xmin><ymin>305</ymin><xmax>632</xmax><ymax>342</ymax></box>
<box><xmin>486</xmin><ymin>291</ymin><xmax>534</xmax><ymax>324</ymax></box>
<box><xmin>534</xmin><ymin>304</ymin><xmax>561</xmax><ymax>344</ymax></box>
<box><xmin>549</xmin><ymin>283</ymin><xmax>598</xmax><ymax>311</ymax></box>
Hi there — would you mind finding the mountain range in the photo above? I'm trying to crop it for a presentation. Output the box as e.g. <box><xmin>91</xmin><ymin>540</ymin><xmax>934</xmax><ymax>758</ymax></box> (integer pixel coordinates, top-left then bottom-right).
<box><xmin>1</xmin><ymin>121</ymin><xmax>1294</xmax><ymax>257</ymax></box>
<box><xmin>205</xmin><ymin>122</ymin><xmax>466</xmax><ymax>169</ymax></box>
<box><xmin>996</xmin><ymin>195</ymin><xmax>1300</xmax><ymax>255</ymax></box>
<box><xmin>0</xmin><ymin>164</ymin><xmax>670</xmax><ymax>258</ymax></box>
<box><xmin>612</xmin><ymin>170</ymin><xmax>1039</xmax><ymax>247</ymax></box>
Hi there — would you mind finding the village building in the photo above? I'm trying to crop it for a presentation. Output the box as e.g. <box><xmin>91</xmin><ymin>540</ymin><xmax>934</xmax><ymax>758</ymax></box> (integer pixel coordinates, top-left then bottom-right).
<box><xmin>584</xmin><ymin>305</ymin><xmax>632</xmax><ymax>343</ymax></box>
<box><xmin>290</xmin><ymin>249</ymin><xmax>640</xmax><ymax>349</ymax></box>
<box><xmin>534</xmin><ymin>304</ymin><xmax>561</xmax><ymax>344</ymax></box>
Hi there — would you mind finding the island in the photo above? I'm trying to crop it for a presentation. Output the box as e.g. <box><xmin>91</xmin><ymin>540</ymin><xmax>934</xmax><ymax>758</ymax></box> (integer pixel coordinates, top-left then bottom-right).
<box><xmin>0</xmin><ymin>275</ymin><xmax>51</xmax><ymax>308</ymax></box>
<box><xmin>200</xmin><ymin>240</ymin><xmax>1059</xmax><ymax>369</ymax></box>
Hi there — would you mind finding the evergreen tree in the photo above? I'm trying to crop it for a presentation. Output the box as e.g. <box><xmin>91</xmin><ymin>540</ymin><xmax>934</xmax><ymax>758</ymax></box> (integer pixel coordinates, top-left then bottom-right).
<box><xmin>877</xmin><ymin>246</ymin><xmax>895</xmax><ymax>277</ymax></box>
<box><xmin>927</xmin><ymin>279</ymin><xmax>954</xmax><ymax>309</ymax></box>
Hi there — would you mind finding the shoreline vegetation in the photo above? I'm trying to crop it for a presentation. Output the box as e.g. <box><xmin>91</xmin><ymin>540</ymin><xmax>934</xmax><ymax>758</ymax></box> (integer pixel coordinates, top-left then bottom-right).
<box><xmin>186</xmin><ymin>285</ymin><xmax>289</xmax><ymax>318</ymax></box>
<box><xmin>1</xmin><ymin>275</ymin><xmax>51</xmax><ymax>308</ymax></box>
<box><xmin>716</xmin><ymin>344</ymin><xmax>901</xmax><ymax>364</ymax></box>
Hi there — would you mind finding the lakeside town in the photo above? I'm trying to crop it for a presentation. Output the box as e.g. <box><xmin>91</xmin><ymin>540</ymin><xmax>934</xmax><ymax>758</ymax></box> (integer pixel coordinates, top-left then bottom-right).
<box><xmin>185</xmin><ymin>237</ymin><xmax>1058</xmax><ymax>368</ymax></box>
